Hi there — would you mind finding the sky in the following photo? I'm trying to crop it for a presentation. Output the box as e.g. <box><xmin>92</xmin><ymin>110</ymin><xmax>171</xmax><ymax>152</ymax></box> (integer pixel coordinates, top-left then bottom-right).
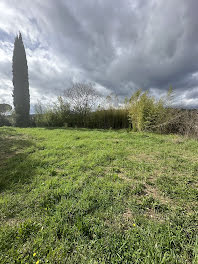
<box><xmin>0</xmin><ymin>0</ymin><xmax>198</xmax><ymax>109</ymax></box>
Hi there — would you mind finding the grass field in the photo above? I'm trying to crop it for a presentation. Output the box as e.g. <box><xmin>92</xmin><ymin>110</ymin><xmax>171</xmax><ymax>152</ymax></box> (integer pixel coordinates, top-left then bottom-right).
<box><xmin>0</xmin><ymin>127</ymin><xmax>198</xmax><ymax>264</ymax></box>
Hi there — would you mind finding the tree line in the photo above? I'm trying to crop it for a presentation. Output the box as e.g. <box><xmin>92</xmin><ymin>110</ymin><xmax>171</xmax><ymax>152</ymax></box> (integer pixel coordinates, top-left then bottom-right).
<box><xmin>0</xmin><ymin>33</ymin><xmax>197</xmax><ymax>137</ymax></box>
<box><xmin>33</xmin><ymin>83</ymin><xmax>198</xmax><ymax>137</ymax></box>
<box><xmin>34</xmin><ymin>83</ymin><xmax>129</xmax><ymax>129</ymax></box>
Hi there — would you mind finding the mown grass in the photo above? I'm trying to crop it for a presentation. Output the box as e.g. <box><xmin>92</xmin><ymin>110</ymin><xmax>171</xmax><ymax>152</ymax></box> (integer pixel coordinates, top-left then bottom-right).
<box><xmin>0</xmin><ymin>127</ymin><xmax>198</xmax><ymax>264</ymax></box>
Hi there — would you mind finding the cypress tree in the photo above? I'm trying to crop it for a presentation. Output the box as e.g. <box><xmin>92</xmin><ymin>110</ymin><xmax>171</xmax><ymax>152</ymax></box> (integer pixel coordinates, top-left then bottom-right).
<box><xmin>12</xmin><ymin>32</ymin><xmax>30</xmax><ymax>127</ymax></box>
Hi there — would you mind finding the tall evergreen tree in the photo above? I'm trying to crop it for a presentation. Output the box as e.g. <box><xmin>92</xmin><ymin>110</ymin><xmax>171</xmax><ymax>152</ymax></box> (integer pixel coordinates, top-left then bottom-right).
<box><xmin>12</xmin><ymin>32</ymin><xmax>30</xmax><ymax>127</ymax></box>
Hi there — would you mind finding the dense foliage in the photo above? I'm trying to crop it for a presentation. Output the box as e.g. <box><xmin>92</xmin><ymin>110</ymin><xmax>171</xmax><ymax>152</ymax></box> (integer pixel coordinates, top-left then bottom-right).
<box><xmin>128</xmin><ymin>89</ymin><xmax>171</xmax><ymax>132</ymax></box>
<box><xmin>0</xmin><ymin>104</ymin><xmax>12</xmax><ymax>127</ymax></box>
<box><xmin>34</xmin><ymin>84</ymin><xmax>129</xmax><ymax>129</ymax></box>
<box><xmin>34</xmin><ymin>101</ymin><xmax>129</xmax><ymax>129</ymax></box>
<box><xmin>12</xmin><ymin>33</ymin><xmax>30</xmax><ymax>127</ymax></box>
<box><xmin>33</xmin><ymin>85</ymin><xmax>198</xmax><ymax>136</ymax></box>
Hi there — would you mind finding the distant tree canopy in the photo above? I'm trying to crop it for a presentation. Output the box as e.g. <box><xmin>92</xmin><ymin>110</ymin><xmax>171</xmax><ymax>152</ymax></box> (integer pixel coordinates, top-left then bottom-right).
<box><xmin>127</xmin><ymin>88</ymin><xmax>176</xmax><ymax>132</ymax></box>
<box><xmin>63</xmin><ymin>83</ymin><xmax>101</xmax><ymax>126</ymax></box>
<box><xmin>12</xmin><ymin>32</ymin><xmax>30</xmax><ymax>127</ymax></box>
<box><xmin>0</xmin><ymin>104</ymin><xmax>12</xmax><ymax>114</ymax></box>
<box><xmin>63</xmin><ymin>83</ymin><xmax>100</xmax><ymax>113</ymax></box>
<box><xmin>33</xmin><ymin>84</ymin><xmax>198</xmax><ymax>136</ymax></box>
<box><xmin>34</xmin><ymin>83</ymin><xmax>129</xmax><ymax>129</ymax></box>
<box><xmin>0</xmin><ymin>104</ymin><xmax>12</xmax><ymax>127</ymax></box>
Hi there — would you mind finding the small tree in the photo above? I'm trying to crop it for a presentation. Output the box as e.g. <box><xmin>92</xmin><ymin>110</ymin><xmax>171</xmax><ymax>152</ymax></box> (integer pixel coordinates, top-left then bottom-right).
<box><xmin>63</xmin><ymin>83</ymin><xmax>100</xmax><ymax>126</ymax></box>
<box><xmin>128</xmin><ymin>89</ymin><xmax>173</xmax><ymax>132</ymax></box>
<box><xmin>12</xmin><ymin>32</ymin><xmax>30</xmax><ymax>127</ymax></box>
<box><xmin>0</xmin><ymin>104</ymin><xmax>12</xmax><ymax>114</ymax></box>
<box><xmin>0</xmin><ymin>104</ymin><xmax>12</xmax><ymax>126</ymax></box>
<box><xmin>34</xmin><ymin>97</ymin><xmax>70</xmax><ymax>127</ymax></box>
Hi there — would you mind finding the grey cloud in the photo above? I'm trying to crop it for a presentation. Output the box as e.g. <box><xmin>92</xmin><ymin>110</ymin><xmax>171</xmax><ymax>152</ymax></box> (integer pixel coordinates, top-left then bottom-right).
<box><xmin>185</xmin><ymin>88</ymin><xmax>198</xmax><ymax>100</ymax></box>
<box><xmin>0</xmin><ymin>0</ymin><xmax>198</xmax><ymax>108</ymax></box>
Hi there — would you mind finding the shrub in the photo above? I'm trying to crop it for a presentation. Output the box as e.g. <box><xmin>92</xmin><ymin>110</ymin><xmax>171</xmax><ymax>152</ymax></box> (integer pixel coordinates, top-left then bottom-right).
<box><xmin>86</xmin><ymin>108</ymin><xmax>129</xmax><ymax>129</ymax></box>
<box><xmin>34</xmin><ymin>92</ymin><xmax>129</xmax><ymax>129</ymax></box>
<box><xmin>159</xmin><ymin>109</ymin><xmax>198</xmax><ymax>137</ymax></box>
<box><xmin>0</xmin><ymin>103</ymin><xmax>12</xmax><ymax>127</ymax></box>
<box><xmin>128</xmin><ymin>89</ymin><xmax>169</xmax><ymax>132</ymax></box>
<box><xmin>0</xmin><ymin>115</ymin><xmax>12</xmax><ymax>127</ymax></box>
<box><xmin>34</xmin><ymin>97</ymin><xmax>70</xmax><ymax>127</ymax></box>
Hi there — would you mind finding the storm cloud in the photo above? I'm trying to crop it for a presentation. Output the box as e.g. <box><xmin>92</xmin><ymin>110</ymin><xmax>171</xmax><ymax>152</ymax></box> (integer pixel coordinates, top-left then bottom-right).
<box><xmin>0</xmin><ymin>0</ymin><xmax>198</xmax><ymax>108</ymax></box>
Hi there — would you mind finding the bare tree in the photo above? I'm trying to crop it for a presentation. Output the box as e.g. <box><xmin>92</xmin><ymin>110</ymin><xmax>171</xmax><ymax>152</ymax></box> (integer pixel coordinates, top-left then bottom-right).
<box><xmin>63</xmin><ymin>82</ymin><xmax>100</xmax><ymax>126</ymax></box>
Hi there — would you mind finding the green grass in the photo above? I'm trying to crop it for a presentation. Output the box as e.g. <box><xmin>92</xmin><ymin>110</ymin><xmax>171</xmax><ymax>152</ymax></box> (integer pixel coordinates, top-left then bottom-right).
<box><xmin>0</xmin><ymin>127</ymin><xmax>198</xmax><ymax>264</ymax></box>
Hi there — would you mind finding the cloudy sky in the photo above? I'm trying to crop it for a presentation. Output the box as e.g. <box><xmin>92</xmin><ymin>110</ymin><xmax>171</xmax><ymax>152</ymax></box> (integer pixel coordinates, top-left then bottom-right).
<box><xmin>0</xmin><ymin>0</ymin><xmax>198</xmax><ymax>109</ymax></box>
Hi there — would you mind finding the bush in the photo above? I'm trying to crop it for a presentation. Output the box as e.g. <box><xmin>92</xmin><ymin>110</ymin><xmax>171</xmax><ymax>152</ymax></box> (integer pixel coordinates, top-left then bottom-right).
<box><xmin>127</xmin><ymin>89</ymin><xmax>198</xmax><ymax>137</ymax></box>
<box><xmin>33</xmin><ymin>88</ymin><xmax>197</xmax><ymax>137</ymax></box>
<box><xmin>0</xmin><ymin>103</ymin><xmax>12</xmax><ymax>127</ymax></box>
<box><xmin>0</xmin><ymin>115</ymin><xmax>12</xmax><ymax>127</ymax></box>
<box><xmin>34</xmin><ymin>92</ymin><xmax>129</xmax><ymax>129</ymax></box>
<box><xmin>34</xmin><ymin>97</ymin><xmax>70</xmax><ymax>127</ymax></box>
<box><xmin>128</xmin><ymin>89</ymin><xmax>169</xmax><ymax>132</ymax></box>
<box><xmin>159</xmin><ymin>109</ymin><xmax>198</xmax><ymax>137</ymax></box>
<box><xmin>86</xmin><ymin>108</ymin><xmax>129</xmax><ymax>129</ymax></box>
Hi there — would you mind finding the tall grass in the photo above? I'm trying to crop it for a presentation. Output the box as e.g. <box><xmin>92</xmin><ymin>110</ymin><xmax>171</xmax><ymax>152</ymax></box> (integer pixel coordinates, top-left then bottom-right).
<box><xmin>33</xmin><ymin>88</ymin><xmax>198</xmax><ymax>136</ymax></box>
<box><xmin>34</xmin><ymin>97</ymin><xmax>129</xmax><ymax>129</ymax></box>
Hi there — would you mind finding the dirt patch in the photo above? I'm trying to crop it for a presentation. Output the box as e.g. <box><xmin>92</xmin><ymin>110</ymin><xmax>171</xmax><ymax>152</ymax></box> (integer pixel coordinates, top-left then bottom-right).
<box><xmin>144</xmin><ymin>183</ymin><xmax>172</xmax><ymax>205</ymax></box>
<box><xmin>127</xmin><ymin>153</ymin><xmax>157</xmax><ymax>163</ymax></box>
<box><xmin>144</xmin><ymin>208</ymin><xmax>166</xmax><ymax>222</ymax></box>
<box><xmin>118</xmin><ymin>173</ymin><xmax>134</xmax><ymax>182</ymax></box>
<box><xmin>170</xmin><ymin>137</ymin><xmax>185</xmax><ymax>144</ymax></box>
<box><xmin>104</xmin><ymin>209</ymin><xmax>136</xmax><ymax>231</ymax></box>
<box><xmin>123</xmin><ymin>208</ymin><xmax>134</xmax><ymax>221</ymax></box>
<box><xmin>116</xmin><ymin>169</ymin><xmax>173</xmax><ymax>207</ymax></box>
<box><xmin>1</xmin><ymin>217</ymin><xmax>23</xmax><ymax>227</ymax></box>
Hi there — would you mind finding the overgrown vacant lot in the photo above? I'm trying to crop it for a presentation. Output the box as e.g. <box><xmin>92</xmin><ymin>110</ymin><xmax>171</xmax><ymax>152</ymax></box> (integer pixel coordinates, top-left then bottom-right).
<box><xmin>0</xmin><ymin>127</ymin><xmax>198</xmax><ymax>264</ymax></box>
